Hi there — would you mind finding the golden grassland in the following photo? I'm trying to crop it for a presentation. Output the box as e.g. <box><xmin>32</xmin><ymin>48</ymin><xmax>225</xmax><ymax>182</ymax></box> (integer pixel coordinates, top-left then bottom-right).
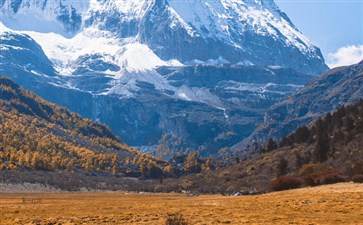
<box><xmin>1</xmin><ymin>183</ymin><xmax>363</xmax><ymax>225</ymax></box>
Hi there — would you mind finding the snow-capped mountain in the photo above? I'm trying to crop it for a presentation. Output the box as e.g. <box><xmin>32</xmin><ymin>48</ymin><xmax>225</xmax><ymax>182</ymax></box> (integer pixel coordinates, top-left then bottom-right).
<box><xmin>0</xmin><ymin>0</ymin><xmax>328</xmax><ymax>155</ymax></box>
<box><xmin>1</xmin><ymin>0</ymin><xmax>327</xmax><ymax>74</ymax></box>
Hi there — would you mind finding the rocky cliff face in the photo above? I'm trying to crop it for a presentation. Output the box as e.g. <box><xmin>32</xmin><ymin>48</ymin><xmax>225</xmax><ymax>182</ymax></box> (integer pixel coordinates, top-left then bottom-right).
<box><xmin>0</xmin><ymin>0</ymin><xmax>328</xmax><ymax>155</ymax></box>
<box><xmin>140</xmin><ymin>0</ymin><xmax>327</xmax><ymax>74</ymax></box>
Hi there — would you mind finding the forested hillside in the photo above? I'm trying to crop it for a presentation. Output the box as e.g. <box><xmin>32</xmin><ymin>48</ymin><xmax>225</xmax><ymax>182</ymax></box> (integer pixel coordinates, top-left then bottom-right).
<box><xmin>244</xmin><ymin>61</ymin><xmax>363</xmax><ymax>149</ymax></box>
<box><xmin>1</xmin><ymin>74</ymin><xmax>362</xmax><ymax>193</ymax></box>
<box><xmin>0</xmin><ymin>75</ymin><xmax>170</xmax><ymax>178</ymax></box>
<box><xmin>159</xmin><ymin>100</ymin><xmax>363</xmax><ymax>193</ymax></box>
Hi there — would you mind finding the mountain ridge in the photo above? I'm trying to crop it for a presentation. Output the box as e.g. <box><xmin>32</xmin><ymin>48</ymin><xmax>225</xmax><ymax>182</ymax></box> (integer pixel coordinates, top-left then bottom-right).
<box><xmin>233</xmin><ymin>61</ymin><xmax>363</xmax><ymax>151</ymax></box>
<box><xmin>0</xmin><ymin>0</ymin><xmax>329</xmax><ymax>155</ymax></box>
<box><xmin>0</xmin><ymin>0</ymin><xmax>327</xmax><ymax>74</ymax></box>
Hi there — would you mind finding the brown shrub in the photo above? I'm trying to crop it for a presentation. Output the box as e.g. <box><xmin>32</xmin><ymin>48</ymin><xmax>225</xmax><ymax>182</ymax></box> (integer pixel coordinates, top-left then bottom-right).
<box><xmin>166</xmin><ymin>213</ymin><xmax>188</xmax><ymax>225</ymax></box>
<box><xmin>179</xmin><ymin>179</ymin><xmax>195</xmax><ymax>190</ymax></box>
<box><xmin>303</xmin><ymin>176</ymin><xmax>319</xmax><ymax>187</ymax></box>
<box><xmin>270</xmin><ymin>176</ymin><xmax>303</xmax><ymax>191</ymax></box>
<box><xmin>226</xmin><ymin>185</ymin><xmax>238</xmax><ymax>194</ymax></box>
<box><xmin>320</xmin><ymin>174</ymin><xmax>346</xmax><ymax>185</ymax></box>
<box><xmin>154</xmin><ymin>185</ymin><xmax>165</xmax><ymax>193</ymax></box>
<box><xmin>352</xmin><ymin>174</ymin><xmax>363</xmax><ymax>183</ymax></box>
<box><xmin>299</xmin><ymin>163</ymin><xmax>342</xmax><ymax>186</ymax></box>
<box><xmin>298</xmin><ymin>163</ymin><xmax>337</xmax><ymax>177</ymax></box>
<box><xmin>350</xmin><ymin>162</ymin><xmax>363</xmax><ymax>175</ymax></box>
<box><xmin>304</xmin><ymin>173</ymin><xmax>346</xmax><ymax>186</ymax></box>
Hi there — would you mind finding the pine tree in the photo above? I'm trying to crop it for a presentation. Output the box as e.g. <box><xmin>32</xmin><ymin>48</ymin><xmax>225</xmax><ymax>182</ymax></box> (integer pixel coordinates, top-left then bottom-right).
<box><xmin>345</xmin><ymin>115</ymin><xmax>354</xmax><ymax>131</ymax></box>
<box><xmin>266</xmin><ymin>138</ymin><xmax>278</xmax><ymax>152</ymax></box>
<box><xmin>295</xmin><ymin>152</ymin><xmax>303</xmax><ymax>170</ymax></box>
<box><xmin>277</xmin><ymin>157</ymin><xmax>288</xmax><ymax>177</ymax></box>
<box><xmin>294</xmin><ymin>126</ymin><xmax>310</xmax><ymax>143</ymax></box>
<box><xmin>314</xmin><ymin>132</ymin><xmax>329</xmax><ymax>163</ymax></box>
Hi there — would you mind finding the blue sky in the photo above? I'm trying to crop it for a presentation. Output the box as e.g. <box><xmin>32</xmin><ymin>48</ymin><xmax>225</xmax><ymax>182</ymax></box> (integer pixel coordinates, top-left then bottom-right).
<box><xmin>275</xmin><ymin>0</ymin><xmax>363</xmax><ymax>67</ymax></box>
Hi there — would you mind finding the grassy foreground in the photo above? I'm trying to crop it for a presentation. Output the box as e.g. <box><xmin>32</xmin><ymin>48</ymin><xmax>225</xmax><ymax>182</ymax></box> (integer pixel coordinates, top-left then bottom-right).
<box><xmin>1</xmin><ymin>183</ymin><xmax>362</xmax><ymax>225</ymax></box>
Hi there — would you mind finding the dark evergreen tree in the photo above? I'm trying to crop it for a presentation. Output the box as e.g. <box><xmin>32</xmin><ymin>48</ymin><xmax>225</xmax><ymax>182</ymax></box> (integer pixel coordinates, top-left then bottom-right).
<box><xmin>345</xmin><ymin>115</ymin><xmax>354</xmax><ymax>131</ymax></box>
<box><xmin>277</xmin><ymin>157</ymin><xmax>288</xmax><ymax>177</ymax></box>
<box><xmin>324</xmin><ymin>112</ymin><xmax>333</xmax><ymax>133</ymax></box>
<box><xmin>355</xmin><ymin>118</ymin><xmax>363</xmax><ymax>133</ymax></box>
<box><xmin>266</xmin><ymin>138</ymin><xmax>278</xmax><ymax>152</ymax></box>
<box><xmin>235</xmin><ymin>156</ymin><xmax>240</xmax><ymax>164</ymax></box>
<box><xmin>314</xmin><ymin>132</ymin><xmax>330</xmax><ymax>163</ymax></box>
<box><xmin>294</xmin><ymin>126</ymin><xmax>310</xmax><ymax>143</ymax></box>
<box><xmin>294</xmin><ymin>152</ymin><xmax>304</xmax><ymax>170</ymax></box>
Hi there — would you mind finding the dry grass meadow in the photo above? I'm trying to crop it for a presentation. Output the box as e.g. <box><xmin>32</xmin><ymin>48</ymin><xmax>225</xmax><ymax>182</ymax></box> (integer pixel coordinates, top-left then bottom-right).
<box><xmin>1</xmin><ymin>183</ymin><xmax>362</xmax><ymax>225</ymax></box>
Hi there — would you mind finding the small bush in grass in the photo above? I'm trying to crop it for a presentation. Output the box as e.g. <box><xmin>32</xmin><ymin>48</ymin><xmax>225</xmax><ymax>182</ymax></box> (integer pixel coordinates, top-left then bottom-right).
<box><xmin>166</xmin><ymin>213</ymin><xmax>188</xmax><ymax>225</ymax></box>
<box><xmin>352</xmin><ymin>174</ymin><xmax>363</xmax><ymax>183</ymax></box>
<box><xmin>270</xmin><ymin>176</ymin><xmax>303</xmax><ymax>191</ymax></box>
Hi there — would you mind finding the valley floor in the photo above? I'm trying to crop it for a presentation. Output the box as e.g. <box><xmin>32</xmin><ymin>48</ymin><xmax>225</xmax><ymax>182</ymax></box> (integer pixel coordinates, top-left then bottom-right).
<box><xmin>0</xmin><ymin>183</ymin><xmax>362</xmax><ymax>225</ymax></box>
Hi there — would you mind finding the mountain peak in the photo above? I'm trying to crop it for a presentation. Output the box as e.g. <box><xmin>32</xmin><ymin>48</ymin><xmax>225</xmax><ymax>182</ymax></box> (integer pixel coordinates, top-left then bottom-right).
<box><xmin>1</xmin><ymin>0</ymin><xmax>327</xmax><ymax>74</ymax></box>
<box><xmin>0</xmin><ymin>0</ymin><xmax>329</xmax><ymax>154</ymax></box>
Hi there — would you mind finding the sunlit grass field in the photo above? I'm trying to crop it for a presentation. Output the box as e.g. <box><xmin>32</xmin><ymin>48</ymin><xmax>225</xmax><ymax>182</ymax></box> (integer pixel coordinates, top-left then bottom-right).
<box><xmin>1</xmin><ymin>183</ymin><xmax>362</xmax><ymax>225</ymax></box>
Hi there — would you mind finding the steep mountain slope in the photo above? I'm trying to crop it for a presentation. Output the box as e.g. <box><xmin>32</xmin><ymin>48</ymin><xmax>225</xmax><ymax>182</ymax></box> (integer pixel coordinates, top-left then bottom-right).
<box><xmin>0</xmin><ymin>0</ymin><xmax>328</xmax><ymax>155</ymax></box>
<box><xmin>0</xmin><ymin>0</ymin><xmax>327</xmax><ymax>73</ymax></box>
<box><xmin>162</xmin><ymin>100</ymin><xmax>363</xmax><ymax>194</ymax></box>
<box><xmin>0</xmin><ymin>75</ymin><xmax>168</xmax><ymax>178</ymax></box>
<box><xmin>0</xmin><ymin>32</ymin><xmax>55</xmax><ymax>77</ymax></box>
<box><xmin>236</xmin><ymin>61</ymin><xmax>363</xmax><ymax>149</ymax></box>
<box><xmin>0</xmin><ymin>32</ymin><xmax>312</xmax><ymax>153</ymax></box>
<box><xmin>140</xmin><ymin>0</ymin><xmax>326</xmax><ymax>74</ymax></box>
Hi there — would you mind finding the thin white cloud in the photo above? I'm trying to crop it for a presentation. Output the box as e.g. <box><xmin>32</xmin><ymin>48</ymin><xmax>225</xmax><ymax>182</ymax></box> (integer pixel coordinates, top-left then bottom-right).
<box><xmin>327</xmin><ymin>45</ymin><xmax>363</xmax><ymax>68</ymax></box>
